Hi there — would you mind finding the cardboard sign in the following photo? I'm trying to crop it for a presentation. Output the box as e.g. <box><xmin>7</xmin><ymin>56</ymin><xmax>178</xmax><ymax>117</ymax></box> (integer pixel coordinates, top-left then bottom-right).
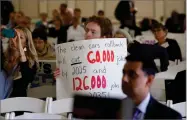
<box><xmin>30</xmin><ymin>60</ymin><xmax>56</xmax><ymax>88</ymax></box>
<box><xmin>55</xmin><ymin>38</ymin><xmax>127</xmax><ymax>99</ymax></box>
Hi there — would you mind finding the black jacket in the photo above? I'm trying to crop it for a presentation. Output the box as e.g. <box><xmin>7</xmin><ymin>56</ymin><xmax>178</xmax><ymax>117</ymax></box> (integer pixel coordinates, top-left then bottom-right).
<box><xmin>155</xmin><ymin>38</ymin><xmax>182</xmax><ymax>61</ymax></box>
<box><xmin>165</xmin><ymin>70</ymin><xmax>186</xmax><ymax>104</ymax></box>
<box><xmin>144</xmin><ymin>96</ymin><xmax>182</xmax><ymax>119</ymax></box>
<box><xmin>128</xmin><ymin>42</ymin><xmax>169</xmax><ymax>72</ymax></box>
<box><xmin>1</xmin><ymin>1</ymin><xmax>14</xmax><ymax>25</ymax></box>
<box><xmin>10</xmin><ymin>61</ymin><xmax>37</xmax><ymax>97</ymax></box>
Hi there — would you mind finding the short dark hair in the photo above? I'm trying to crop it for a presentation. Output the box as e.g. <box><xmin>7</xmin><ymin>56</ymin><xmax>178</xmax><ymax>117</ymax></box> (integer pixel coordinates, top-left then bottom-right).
<box><xmin>151</xmin><ymin>22</ymin><xmax>167</xmax><ymax>32</ymax></box>
<box><xmin>98</xmin><ymin>10</ymin><xmax>104</xmax><ymax>15</ymax></box>
<box><xmin>32</xmin><ymin>27</ymin><xmax>47</xmax><ymax>42</ymax></box>
<box><xmin>85</xmin><ymin>16</ymin><xmax>113</xmax><ymax>38</ymax></box>
<box><xmin>60</xmin><ymin>3</ymin><xmax>67</xmax><ymax>8</ymax></box>
<box><xmin>74</xmin><ymin>8</ymin><xmax>81</xmax><ymax>12</ymax></box>
<box><xmin>126</xmin><ymin>54</ymin><xmax>157</xmax><ymax>76</ymax></box>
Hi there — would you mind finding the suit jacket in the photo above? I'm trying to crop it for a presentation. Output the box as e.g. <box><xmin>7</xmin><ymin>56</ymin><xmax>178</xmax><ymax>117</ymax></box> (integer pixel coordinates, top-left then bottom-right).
<box><xmin>165</xmin><ymin>70</ymin><xmax>186</xmax><ymax>104</ymax></box>
<box><xmin>155</xmin><ymin>38</ymin><xmax>182</xmax><ymax>61</ymax></box>
<box><xmin>128</xmin><ymin>41</ymin><xmax>169</xmax><ymax>72</ymax></box>
<box><xmin>144</xmin><ymin>96</ymin><xmax>182</xmax><ymax>119</ymax></box>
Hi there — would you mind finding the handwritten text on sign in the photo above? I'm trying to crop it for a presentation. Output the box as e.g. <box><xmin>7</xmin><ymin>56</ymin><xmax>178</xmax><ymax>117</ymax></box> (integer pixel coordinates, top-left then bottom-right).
<box><xmin>56</xmin><ymin>38</ymin><xmax>127</xmax><ymax>99</ymax></box>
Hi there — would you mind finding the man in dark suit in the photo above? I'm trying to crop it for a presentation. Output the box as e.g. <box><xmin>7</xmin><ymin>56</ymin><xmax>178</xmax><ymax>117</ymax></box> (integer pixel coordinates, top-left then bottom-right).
<box><xmin>122</xmin><ymin>54</ymin><xmax>182</xmax><ymax>119</ymax></box>
<box><xmin>128</xmin><ymin>41</ymin><xmax>169</xmax><ymax>72</ymax></box>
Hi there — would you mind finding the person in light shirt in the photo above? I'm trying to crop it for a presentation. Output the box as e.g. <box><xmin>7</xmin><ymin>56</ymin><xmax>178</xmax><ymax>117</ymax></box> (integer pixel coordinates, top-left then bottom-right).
<box><xmin>67</xmin><ymin>17</ymin><xmax>85</xmax><ymax>41</ymax></box>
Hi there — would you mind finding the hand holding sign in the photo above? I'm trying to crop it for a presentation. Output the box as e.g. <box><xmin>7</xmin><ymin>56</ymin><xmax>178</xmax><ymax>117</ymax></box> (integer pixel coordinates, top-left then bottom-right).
<box><xmin>53</xmin><ymin>68</ymin><xmax>60</xmax><ymax>79</ymax></box>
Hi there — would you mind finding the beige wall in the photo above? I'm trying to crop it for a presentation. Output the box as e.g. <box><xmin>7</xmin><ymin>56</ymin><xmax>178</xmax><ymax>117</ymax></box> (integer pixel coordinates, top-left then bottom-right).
<box><xmin>12</xmin><ymin>0</ymin><xmax>185</xmax><ymax>23</ymax></box>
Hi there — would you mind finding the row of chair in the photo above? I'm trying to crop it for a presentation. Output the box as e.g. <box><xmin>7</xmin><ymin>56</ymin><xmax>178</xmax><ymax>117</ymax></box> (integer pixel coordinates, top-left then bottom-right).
<box><xmin>0</xmin><ymin>97</ymin><xmax>73</xmax><ymax>119</ymax></box>
<box><xmin>1</xmin><ymin>97</ymin><xmax>185</xmax><ymax>119</ymax></box>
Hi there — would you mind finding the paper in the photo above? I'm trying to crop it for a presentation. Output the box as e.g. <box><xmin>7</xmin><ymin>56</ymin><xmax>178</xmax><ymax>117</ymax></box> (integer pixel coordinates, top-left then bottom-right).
<box><xmin>55</xmin><ymin>38</ymin><xmax>127</xmax><ymax>99</ymax></box>
<box><xmin>30</xmin><ymin>60</ymin><xmax>56</xmax><ymax>88</ymax></box>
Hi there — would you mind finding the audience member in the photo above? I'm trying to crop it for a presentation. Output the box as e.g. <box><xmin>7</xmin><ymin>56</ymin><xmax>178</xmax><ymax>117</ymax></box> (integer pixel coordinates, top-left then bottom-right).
<box><xmin>115</xmin><ymin>0</ymin><xmax>141</xmax><ymax>37</ymax></box>
<box><xmin>14</xmin><ymin>11</ymin><xmax>25</xmax><ymax>26</ymax></box>
<box><xmin>74</xmin><ymin>8</ymin><xmax>87</xmax><ymax>26</ymax></box>
<box><xmin>3</xmin><ymin>26</ymin><xmax>38</xmax><ymax>97</ymax></box>
<box><xmin>48</xmin><ymin>16</ymin><xmax>63</xmax><ymax>38</ymax></box>
<box><xmin>114</xmin><ymin>29</ymin><xmax>133</xmax><ymax>44</ymax></box>
<box><xmin>152</xmin><ymin>23</ymin><xmax>182</xmax><ymax>61</ymax></box>
<box><xmin>97</xmin><ymin>10</ymin><xmax>105</xmax><ymax>18</ymax></box>
<box><xmin>122</xmin><ymin>54</ymin><xmax>182</xmax><ymax>119</ymax></box>
<box><xmin>178</xmin><ymin>13</ymin><xmax>186</xmax><ymax>33</ymax></box>
<box><xmin>165</xmin><ymin>10</ymin><xmax>181</xmax><ymax>33</ymax></box>
<box><xmin>67</xmin><ymin>17</ymin><xmax>85</xmax><ymax>41</ymax></box>
<box><xmin>59</xmin><ymin>3</ymin><xmax>73</xmax><ymax>26</ymax></box>
<box><xmin>6</xmin><ymin>11</ymin><xmax>16</xmax><ymax>28</ymax></box>
<box><xmin>1</xmin><ymin>1</ymin><xmax>14</xmax><ymax>25</ymax></box>
<box><xmin>140</xmin><ymin>18</ymin><xmax>151</xmax><ymax>32</ymax></box>
<box><xmin>48</xmin><ymin>9</ymin><xmax>60</xmax><ymax>25</ymax></box>
<box><xmin>17</xmin><ymin>16</ymin><xmax>32</xmax><ymax>30</ymax></box>
<box><xmin>128</xmin><ymin>41</ymin><xmax>169</xmax><ymax>72</ymax></box>
<box><xmin>25</xmin><ymin>16</ymin><xmax>32</xmax><ymax>30</ymax></box>
<box><xmin>32</xmin><ymin>27</ymin><xmax>56</xmax><ymax>60</ymax></box>
<box><xmin>85</xmin><ymin>16</ymin><xmax>113</xmax><ymax>40</ymax></box>
<box><xmin>0</xmin><ymin>27</ymin><xmax>14</xmax><ymax>99</ymax></box>
<box><xmin>35</xmin><ymin>13</ymin><xmax>48</xmax><ymax>28</ymax></box>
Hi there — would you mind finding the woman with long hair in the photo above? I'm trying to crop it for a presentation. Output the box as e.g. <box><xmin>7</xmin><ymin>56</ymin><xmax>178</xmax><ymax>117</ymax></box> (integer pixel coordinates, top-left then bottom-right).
<box><xmin>3</xmin><ymin>26</ymin><xmax>38</xmax><ymax>97</ymax></box>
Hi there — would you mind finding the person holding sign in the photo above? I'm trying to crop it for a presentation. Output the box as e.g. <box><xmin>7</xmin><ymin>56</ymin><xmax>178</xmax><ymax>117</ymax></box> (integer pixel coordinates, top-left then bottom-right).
<box><xmin>54</xmin><ymin>16</ymin><xmax>113</xmax><ymax>78</ymax></box>
<box><xmin>32</xmin><ymin>27</ymin><xmax>56</xmax><ymax>60</ymax></box>
<box><xmin>84</xmin><ymin>16</ymin><xmax>113</xmax><ymax>40</ymax></box>
<box><xmin>122</xmin><ymin>54</ymin><xmax>182</xmax><ymax>119</ymax></box>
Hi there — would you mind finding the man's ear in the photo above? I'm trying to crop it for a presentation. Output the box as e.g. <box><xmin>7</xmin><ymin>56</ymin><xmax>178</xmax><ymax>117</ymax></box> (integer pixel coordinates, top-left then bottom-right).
<box><xmin>146</xmin><ymin>75</ymin><xmax>155</xmax><ymax>87</ymax></box>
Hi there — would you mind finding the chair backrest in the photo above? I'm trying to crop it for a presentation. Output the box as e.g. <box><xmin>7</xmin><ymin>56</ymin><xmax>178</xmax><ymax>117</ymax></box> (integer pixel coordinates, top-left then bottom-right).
<box><xmin>172</xmin><ymin>102</ymin><xmax>186</xmax><ymax>117</ymax></box>
<box><xmin>10</xmin><ymin>112</ymin><xmax>66</xmax><ymax>119</ymax></box>
<box><xmin>1</xmin><ymin>97</ymin><xmax>48</xmax><ymax>113</ymax></box>
<box><xmin>48</xmin><ymin>98</ymin><xmax>73</xmax><ymax>114</ymax></box>
<box><xmin>167</xmin><ymin>100</ymin><xmax>186</xmax><ymax>117</ymax></box>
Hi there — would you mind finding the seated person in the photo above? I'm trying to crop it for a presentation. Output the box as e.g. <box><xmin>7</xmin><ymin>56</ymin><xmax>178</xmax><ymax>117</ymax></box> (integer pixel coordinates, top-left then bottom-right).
<box><xmin>35</xmin><ymin>13</ymin><xmax>48</xmax><ymax>28</ymax></box>
<box><xmin>67</xmin><ymin>17</ymin><xmax>85</xmax><ymax>41</ymax></box>
<box><xmin>32</xmin><ymin>27</ymin><xmax>55</xmax><ymax>60</ymax></box>
<box><xmin>48</xmin><ymin>16</ymin><xmax>63</xmax><ymax>38</ymax></box>
<box><xmin>152</xmin><ymin>23</ymin><xmax>182</xmax><ymax>61</ymax></box>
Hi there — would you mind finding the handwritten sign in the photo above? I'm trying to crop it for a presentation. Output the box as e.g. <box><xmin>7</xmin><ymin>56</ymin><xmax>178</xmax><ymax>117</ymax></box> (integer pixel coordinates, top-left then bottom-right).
<box><xmin>55</xmin><ymin>38</ymin><xmax>127</xmax><ymax>99</ymax></box>
<box><xmin>30</xmin><ymin>60</ymin><xmax>56</xmax><ymax>88</ymax></box>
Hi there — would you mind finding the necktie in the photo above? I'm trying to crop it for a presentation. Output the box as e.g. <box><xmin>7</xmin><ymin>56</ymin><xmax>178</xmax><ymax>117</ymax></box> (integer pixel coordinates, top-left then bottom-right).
<box><xmin>133</xmin><ymin>108</ymin><xmax>142</xmax><ymax>120</ymax></box>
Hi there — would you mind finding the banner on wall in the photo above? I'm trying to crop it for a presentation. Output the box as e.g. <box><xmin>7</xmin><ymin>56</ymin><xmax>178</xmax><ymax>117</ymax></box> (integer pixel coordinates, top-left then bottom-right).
<box><xmin>30</xmin><ymin>60</ymin><xmax>56</xmax><ymax>88</ymax></box>
<box><xmin>55</xmin><ymin>38</ymin><xmax>128</xmax><ymax>99</ymax></box>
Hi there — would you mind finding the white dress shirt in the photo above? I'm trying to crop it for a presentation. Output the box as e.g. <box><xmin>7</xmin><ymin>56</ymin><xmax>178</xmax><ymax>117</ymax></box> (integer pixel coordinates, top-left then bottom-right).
<box><xmin>136</xmin><ymin>92</ymin><xmax>151</xmax><ymax>119</ymax></box>
<box><xmin>67</xmin><ymin>25</ymin><xmax>85</xmax><ymax>41</ymax></box>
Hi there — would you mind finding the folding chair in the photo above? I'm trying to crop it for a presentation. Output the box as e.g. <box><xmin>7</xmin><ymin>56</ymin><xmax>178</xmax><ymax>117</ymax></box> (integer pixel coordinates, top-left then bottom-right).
<box><xmin>167</xmin><ymin>100</ymin><xmax>186</xmax><ymax>118</ymax></box>
<box><xmin>47</xmin><ymin>97</ymin><xmax>73</xmax><ymax>119</ymax></box>
<box><xmin>1</xmin><ymin>97</ymin><xmax>48</xmax><ymax>114</ymax></box>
